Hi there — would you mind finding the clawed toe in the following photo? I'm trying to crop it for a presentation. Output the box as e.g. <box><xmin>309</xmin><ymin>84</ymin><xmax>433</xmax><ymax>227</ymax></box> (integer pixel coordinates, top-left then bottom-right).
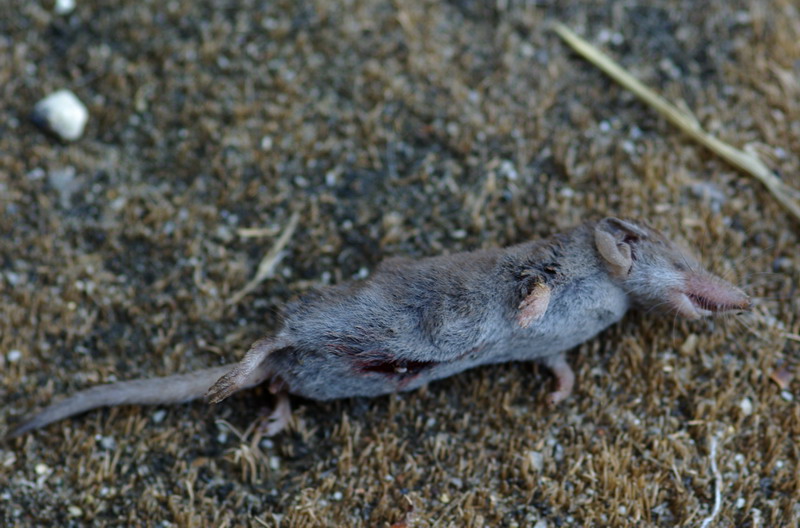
<box><xmin>546</xmin><ymin>389</ymin><xmax>570</xmax><ymax>406</ymax></box>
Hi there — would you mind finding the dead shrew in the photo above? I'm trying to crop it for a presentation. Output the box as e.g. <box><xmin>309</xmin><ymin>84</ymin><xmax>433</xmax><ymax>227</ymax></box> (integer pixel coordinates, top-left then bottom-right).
<box><xmin>9</xmin><ymin>218</ymin><xmax>750</xmax><ymax>437</ymax></box>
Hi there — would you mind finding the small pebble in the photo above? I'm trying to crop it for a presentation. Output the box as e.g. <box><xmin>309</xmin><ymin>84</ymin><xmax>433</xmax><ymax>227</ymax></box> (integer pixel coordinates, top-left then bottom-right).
<box><xmin>689</xmin><ymin>182</ymin><xmax>727</xmax><ymax>207</ymax></box>
<box><xmin>739</xmin><ymin>397</ymin><xmax>753</xmax><ymax>416</ymax></box>
<box><xmin>772</xmin><ymin>257</ymin><xmax>793</xmax><ymax>273</ymax></box>
<box><xmin>98</xmin><ymin>436</ymin><xmax>116</xmax><ymax>450</ymax></box>
<box><xmin>269</xmin><ymin>456</ymin><xmax>280</xmax><ymax>470</ymax></box>
<box><xmin>26</xmin><ymin>168</ymin><xmax>45</xmax><ymax>180</ymax></box>
<box><xmin>331</xmin><ymin>491</ymin><xmax>343</xmax><ymax>501</ymax></box>
<box><xmin>527</xmin><ymin>450</ymin><xmax>544</xmax><ymax>472</ymax></box>
<box><xmin>54</xmin><ymin>0</ymin><xmax>76</xmax><ymax>15</ymax></box>
<box><xmin>621</xmin><ymin>140</ymin><xmax>636</xmax><ymax>154</ymax></box>
<box><xmin>780</xmin><ymin>391</ymin><xmax>794</xmax><ymax>402</ymax></box>
<box><xmin>48</xmin><ymin>167</ymin><xmax>81</xmax><ymax>208</ymax></box>
<box><xmin>7</xmin><ymin>349</ymin><xmax>22</xmax><ymax>362</ymax></box>
<box><xmin>35</xmin><ymin>463</ymin><xmax>50</xmax><ymax>476</ymax></box>
<box><xmin>32</xmin><ymin>90</ymin><xmax>89</xmax><ymax>141</ymax></box>
<box><xmin>3</xmin><ymin>452</ymin><xmax>17</xmax><ymax>467</ymax></box>
<box><xmin>499</xmin><ymin>160</ymin><xmax>518</xmax><ymax>180</ymax></box>
<box><xmin>67</xmin><ymin>505</ymin><xmax>82</xmax><ymax>518</ymax></box>
<box><xmin>151</xmin><ymin>410</ymin><xmax>167</xmax><ymax>424</ymax></box>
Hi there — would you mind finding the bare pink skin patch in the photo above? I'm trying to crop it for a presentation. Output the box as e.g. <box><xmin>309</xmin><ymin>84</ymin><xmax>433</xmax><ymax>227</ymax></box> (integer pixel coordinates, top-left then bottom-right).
<box><xmin>518</xmin><ymin>282</ymin><xmax>551</xmax><ymax>328</ymax></box>
<box><xmin>669</xmin><ymin>271</ymin><xmax>751</xmax><ymax>319</ymax></box>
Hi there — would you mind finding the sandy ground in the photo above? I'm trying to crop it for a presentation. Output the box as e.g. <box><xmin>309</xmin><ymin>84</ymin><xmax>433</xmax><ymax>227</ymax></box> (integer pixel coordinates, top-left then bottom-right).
<box><xmin>1</xmin><ymin>0</ymin><xmax>799</xmax><ymax>526</ymax></box>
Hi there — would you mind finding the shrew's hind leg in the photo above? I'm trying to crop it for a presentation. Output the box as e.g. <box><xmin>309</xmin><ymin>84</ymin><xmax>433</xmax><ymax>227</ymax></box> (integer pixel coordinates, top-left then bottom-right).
<box><xmin>256</xmin><ymin>391</ymin><xmax>292</xmax><ymax>437</ymax></box>
<box><xmin>541</xmin><ymin>353</ymin><xmax>575</xmax><ymax>406</ymax></box>
<box><xmin>206</xmin><ymin>337</ymin><xmax>288</xmax><ymax>404</ymax></box>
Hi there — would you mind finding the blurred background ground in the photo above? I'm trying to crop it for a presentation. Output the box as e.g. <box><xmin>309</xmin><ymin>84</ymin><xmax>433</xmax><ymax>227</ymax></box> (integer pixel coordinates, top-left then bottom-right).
<box><xmin>1</xmin><ymin>0</ymin><xmax>799</xmax><ymax>526</ymax></box>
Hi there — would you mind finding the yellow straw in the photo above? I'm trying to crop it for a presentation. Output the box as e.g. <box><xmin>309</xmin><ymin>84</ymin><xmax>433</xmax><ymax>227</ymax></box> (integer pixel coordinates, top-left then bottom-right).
<box><xmin>552</xmin><ymin>22</ymin><xmax>800</xmax><ymax>225</ymax></box>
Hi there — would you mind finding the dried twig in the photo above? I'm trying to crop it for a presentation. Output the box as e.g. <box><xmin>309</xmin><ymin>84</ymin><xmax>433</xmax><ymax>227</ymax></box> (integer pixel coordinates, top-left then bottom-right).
<box><xmin>782</xmin><ymin>332</ymin><xmax>800</xmax><ymax>342</ymax></box>
<box><xmin>700</xmin><ymin>434</ymin><xmax>723</xmax><ymax>528</ymax></box>
<box><xmin>236</xmin><ymin>226</ymin><xmax>281</xmax><ymax>238</ymax></box>
<box><xmin>227</xmin><ymin>212</ymin><xmax>301</xmax><ymax>306</ymax></box>
<box><xmin>552</xmin><ymin>22</ymin><xmax>800</xmax><ymax>225</ymax></box>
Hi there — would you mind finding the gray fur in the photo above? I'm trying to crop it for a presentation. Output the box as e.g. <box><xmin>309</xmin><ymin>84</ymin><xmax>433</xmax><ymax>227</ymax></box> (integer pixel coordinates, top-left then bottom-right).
<box><xmin>10</xmin><ymin>218</ymin><xmax>750</xmax><ymax>437</ymax></box>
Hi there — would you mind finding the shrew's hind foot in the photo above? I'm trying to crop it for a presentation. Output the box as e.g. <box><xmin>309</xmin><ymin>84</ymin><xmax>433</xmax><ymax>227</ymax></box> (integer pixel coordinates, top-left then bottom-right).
<box><xmin>206</xmin><ymin>337</ymin><xmax>287</xmax><ymax>404</ymax></box>
<box><xmin>256</xmin><ymin>392</ymin><xmax>292</xmax><ymax>437</ymax></box>
<box><xmin>541</xmin><ymin>354</ymin><xmax>575</xmax><ymax>406</ymax></box>
<box><xmin>206</xmin><ymin>370</ymin><xmax>241</xmax><ymax>404</ymax></box>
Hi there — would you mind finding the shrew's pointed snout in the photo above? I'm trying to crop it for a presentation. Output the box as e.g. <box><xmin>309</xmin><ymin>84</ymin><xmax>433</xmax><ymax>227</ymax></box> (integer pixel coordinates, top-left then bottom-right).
<box><xmin>674</xmin><ymin>271</ymin><xmax>750</xmax><ymax>319</ymax></box>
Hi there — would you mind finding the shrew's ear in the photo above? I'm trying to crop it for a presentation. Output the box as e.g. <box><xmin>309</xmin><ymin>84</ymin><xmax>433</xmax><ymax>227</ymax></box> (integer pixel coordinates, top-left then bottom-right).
<box><xmin>594</xmin><ymin>218</ymin><xmax>647</xmax><ymax>276</ymax></box>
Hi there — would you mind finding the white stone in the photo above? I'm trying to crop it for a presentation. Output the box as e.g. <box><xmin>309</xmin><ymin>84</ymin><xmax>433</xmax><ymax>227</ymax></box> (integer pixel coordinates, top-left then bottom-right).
<box><xmin>739</xmin><ymin>397</ymin><xmax>753</xmax><ymax>416</ymax></box>
<box><xmin>55</xmin><ymin>0</ymin><xmax>76</xmax><ymax>15</ymax></box>
<box><xmin>98</xmin><ymin>435</ymin><xmax>116</xmax><ymax>450</ymax></box>
<box><xmin>499</xmin><ymin>160</ymin><xmax>518</xmax><ymax>180</ymax></box>
<box><xmin>527</xmin><ymin>450</ymin><xmax>544</xmax><ymax>472</ymax></box>
<box><xmin>33</xmin><ymin>90</ymin><xmax>88</xmax><ymax>141</ymax></box>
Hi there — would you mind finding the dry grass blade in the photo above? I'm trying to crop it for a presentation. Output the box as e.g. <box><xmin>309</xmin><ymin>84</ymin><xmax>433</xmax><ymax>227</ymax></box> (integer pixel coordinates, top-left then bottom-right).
<box><xmin>551</xmin><ymin>22</ymin><xmax>800</xmax><ymax>225</ymax></box>
<box><xmin>699</xmin><ymin>434</ymin><xmax>722</xmax><ymax>528</ymax></box>
<box><xmin>227</xmin><ymin>212</ymin><xmax>301</xmax><ymax>306</ymax></box>
<box><xmin>236</xmin><ymin>226</ymin><xmax>281</xmax><ymax>238</ymax></box>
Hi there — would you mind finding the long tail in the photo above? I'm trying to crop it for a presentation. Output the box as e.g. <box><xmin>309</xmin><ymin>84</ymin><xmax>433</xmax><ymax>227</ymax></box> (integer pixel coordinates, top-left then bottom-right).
<box><xmin>9</xmin><ymin>365</ymin><xmax>234</xmax><ymax>438</ymax></box>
